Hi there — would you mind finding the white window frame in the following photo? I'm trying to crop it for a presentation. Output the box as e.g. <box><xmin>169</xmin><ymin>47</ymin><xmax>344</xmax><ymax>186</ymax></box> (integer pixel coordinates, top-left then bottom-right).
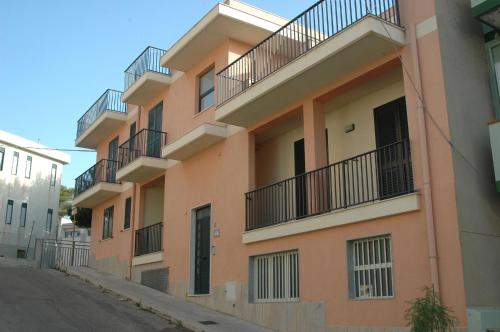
<box><xmin>348</xmin><ymin>235</ymin><xmax>394</xmax><ymax>300</ymax></box>
<box><xmin>251</xmin><ymin>250</ymin><xmax>299</xmax><ymax>303</ymax></box>
<box><xmin>25</xmin><ymin>156</ymin><xmax>32</xmax><ymax>179</ymax></box>
<box><xmin>11</xmin><ymin>151</ymin><xmax>19</xmax><ymax>175</ymax></box>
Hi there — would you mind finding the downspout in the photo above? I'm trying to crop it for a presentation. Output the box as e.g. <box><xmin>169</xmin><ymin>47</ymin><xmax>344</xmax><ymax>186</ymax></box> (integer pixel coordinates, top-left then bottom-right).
<box><xmin>128</xmin><ymin>105</ymin><xmax>142</xmax><ymax>280</ymax></box>
<box><xmin>408</xmin><ymin>24</ymin><xmax>441</xmax><ymax>292</ymax></box>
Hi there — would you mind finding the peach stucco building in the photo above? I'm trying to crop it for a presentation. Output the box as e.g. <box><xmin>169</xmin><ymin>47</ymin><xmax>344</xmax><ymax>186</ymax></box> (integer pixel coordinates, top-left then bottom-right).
<box><xmin>73</xmin><ymin>0</ymin><xmax>500</xmax><ymax>330</ymax></box>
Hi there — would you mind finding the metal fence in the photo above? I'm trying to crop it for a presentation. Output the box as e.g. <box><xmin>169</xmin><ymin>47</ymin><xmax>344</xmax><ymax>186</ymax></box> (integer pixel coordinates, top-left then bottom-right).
<box><xmin>135</xmin><ymin>222</ymin><xmax>163</xmax><ymax>257</ymax></box>
<box><xmin>217</xmin><ymin>0</ymin><xmax>401</xmax><ymax>105</ymax></box>
<box><xmin>246</xmin><ymin>140</ymin><xmax>413</xmax><ymax>230</ymax></box>
<box><xmin>124</xmin><ymin>46</ymin><xmax>170</xmax><ymax>91</ymax></box>
<box><xmin>74</xmin><ymin>159</ymin><xmax>120</xmax><ymax>198</ymax></box>
<box><xmin>118</xmin><ymin>129</ymin><xmax>167</xmax><ymax>169</ymax></box>
<box><xmin>38</xmin><ymin>239</ymin><xmax>90</xmax><ymax>269</ymax></box>
<box><xmin>76</xmin><ymin>89</ymin><xmax>127</xmax><ymax>139</ymax></box>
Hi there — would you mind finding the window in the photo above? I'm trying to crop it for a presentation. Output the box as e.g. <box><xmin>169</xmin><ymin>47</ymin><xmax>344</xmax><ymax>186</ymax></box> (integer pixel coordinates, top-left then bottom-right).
<box><xmin>25</xmin><ymin>156</ymin><xmax>32</xmax><ymax>179</ymax></box>
<box><xmin>124</xmin><ymin>197</ymin><xmax>132</xmax><ymax>229</ymax></box>
<box><xmin>46</xmin><ymin>209</ymin><xmax>53</xmax><ymax>232</ymax></box>
<box><xmin>0</xmin><ymin>147</ymin><xmax>4</xmax><ymax>171</ymax></box>
<box><xmin>103</xmin><ymin>206</ymin><xmax>114</xmax><ymax>239</ymax></box>
<box><xmin>20</xmin><ymin>203</ymin><xmax>27</xmax><ymax>227</ymax></box>
<box><xmin>11</xmin><ymin>151</ymin><xmax>19</xmax><ymax>175</ymax></box>
<box><xmin>251</xmin><ymin>250</ymin><xmax>299</xmax><ymax>303</ymax></box>
<box><xmin>50</xmin><ymin>164</ymin><xmax>57</xmax><ymax>186</ymax></box>
<box><xmin>198</xmin><ymin>67</ymin><xmax>215</xmax><ymax>112</ymax></box>
<box><xmin>348</xmin><ymin>235</ymin><xmax>394</xmax><ymax>299</ymax></box>
<box><xmin>5</xmin><ymin>200</ymin><xmax>13</xmax><ymax>224</ymax></box>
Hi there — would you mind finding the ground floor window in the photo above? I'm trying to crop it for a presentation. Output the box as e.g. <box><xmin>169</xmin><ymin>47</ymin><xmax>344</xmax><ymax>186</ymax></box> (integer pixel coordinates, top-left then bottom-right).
<box><xmin>102</xmin><ymin>206</ymin><xmax>114</xmax><ymax>239</ymax></box>
<box><xmin>348</xmin><ymin>235</ymin><xmax>394</xmax><ymax>299</ymax></box>
<box><xmin>251</xmin><ymin>250</ymin><xmax>299</xmax><ymax>303</ymax></box>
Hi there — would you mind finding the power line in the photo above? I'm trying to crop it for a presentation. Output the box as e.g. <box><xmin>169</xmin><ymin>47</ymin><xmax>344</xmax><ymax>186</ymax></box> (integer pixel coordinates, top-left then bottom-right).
<box><xmin>13</xmin><ymin>146</ymin><xmax>94</xmax><ymax>153</ymax></box>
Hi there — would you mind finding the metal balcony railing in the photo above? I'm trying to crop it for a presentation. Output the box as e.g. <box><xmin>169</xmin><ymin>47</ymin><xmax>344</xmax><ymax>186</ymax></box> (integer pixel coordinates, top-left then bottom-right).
<box><xmin>76</xmin><ymin>90</ymin><xmax>127</xmax><ymax>139</ymax></box>
<box><xmin>74</xmin><ymin>159</ymin><xmax>120</xmax><ymax>198</ymax></box>
<box><xmin>124</xmin><ymin>46</ymin><xmax>171</xmax><ymax>91</ymax></box>
<box><xmin>118</xmin><ymin>129</ymin><xmax>167</xmax><ymax>169</ymax></box>
<box><xmin>217</xmin><ymin>0</ymin><xmax>401</xmax><ymax>105</ymax></box>
<box><xmin>245</xmin><ymin>140</ymin><xmax>413</xmax><ymax>231</ymax></box>
<box><xmin>135</xmin><ymin>222</ymin><xmax>163</xmax><ymax>256</ymax></box>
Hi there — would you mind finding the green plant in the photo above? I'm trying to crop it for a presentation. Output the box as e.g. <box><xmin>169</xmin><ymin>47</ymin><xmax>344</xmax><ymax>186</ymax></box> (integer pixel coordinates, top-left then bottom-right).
<box><xmin>405</xmin><ymin>286</ymin><xmax>456</xmax><ymax>332</ymax></box>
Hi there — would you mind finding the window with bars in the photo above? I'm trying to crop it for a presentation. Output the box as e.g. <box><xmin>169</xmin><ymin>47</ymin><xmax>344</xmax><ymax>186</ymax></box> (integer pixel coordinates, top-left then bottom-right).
<box><xmin>348</xmin><ymin>235</ymin><xmax>394</xmax><ymax>299</ymax></box>
<box><xmin>251</xmin><ymin>250</ymin><xmax>299</xmax><ymax>303</ymax></box>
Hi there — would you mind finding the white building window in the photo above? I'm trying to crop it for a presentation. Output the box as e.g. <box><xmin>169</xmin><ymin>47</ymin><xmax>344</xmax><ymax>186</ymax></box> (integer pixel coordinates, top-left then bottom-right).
<box><xmin>50</xmin><ymin>164</ymin><xmax>57</xmax><ymax>186</ymax></box>
<box><xmin>5</xmin><ymin>200</ymin><xmax>13</xmax><ymax>224</ymax></box>
<box><xmin>25</xmin><ymin>156</ymin><xmax>32</xmax><ymax>179</ymax></box>
<box><xmin>11</xmin><ymin>151</ymin><xmax>19</xmax><ymax>175</ymax></box>
<box><xmin>46</xmin><ymin>209</ymin><xmax>53</xmax><ymax>232</ymax></box>
<box><xmin>349</xmin><ymin>235</ymin><xmax>394</xmax><ymax>299</ymax></box>
<box><xmin>251</xmin><ymin>250</ymin><xmax>299</xmax><ymax>303</ymax></box>
<box><xmin>20</xmin><ymin>203</ymin><xmax>27</xmax><ymax>227</ymax></box>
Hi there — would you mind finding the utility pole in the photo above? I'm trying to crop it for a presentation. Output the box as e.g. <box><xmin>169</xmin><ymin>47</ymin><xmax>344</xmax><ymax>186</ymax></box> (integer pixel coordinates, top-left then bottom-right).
<box><xmin>26</xmin><ymin>220</ymin><xmax>35</xmax><ymax>259</ymax></box>
<box><xmin>71</xmin><ymin>208</ymin><xmax>77</xmax><ymax>266</ymax></box>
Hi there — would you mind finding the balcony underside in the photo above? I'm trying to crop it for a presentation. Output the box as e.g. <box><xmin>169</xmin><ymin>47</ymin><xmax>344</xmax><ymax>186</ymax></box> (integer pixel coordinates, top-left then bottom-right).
<box><xmin>122</xmin><ymin>71</ymin><xmax>172</xmax><ymax>106</ymax></box>
<box><xmin>132</xmin><ymin>251</ymin><xmax>163</xmax><ymax>266</ymax></box>
<box><xmin>215</xmin><ymin>16</ymin><xmax>405</xmax><ymax>127</ymax></box>
<box><xmin>75</xmin><ymin>111</ymin><xmax>127</xmax><ymax>149</ymax></box>
<box><xmin>243</xmin><ymin>193</ymin><xmax>420</xmax><ymax>244</ymax></box>
<box><xmin>116</xmin><ymin>157</ymin><xmax>168</xmax><ymax>183</ymax></box>
<box><xmin>161</xmin><ymin>123</ymin><xmax>227</xmax><ymax>161</ymax></box>
<box><xmin>73</xmin><ymin>182</ymin><xmax>122</xmax><ymax>208</ymax></box>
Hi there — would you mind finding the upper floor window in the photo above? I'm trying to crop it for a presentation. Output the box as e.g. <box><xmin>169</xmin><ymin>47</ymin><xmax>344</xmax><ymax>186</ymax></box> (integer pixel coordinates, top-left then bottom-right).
<box><xmin>11</xmin><ymin>151</ymin><xmax>19</xmax><ymax>175</ymax></box>
<box><xmin>20</xmin><ymin>202</ymin><xmax>27</xmax><ymax>227</ymax></box>
<box><xmin>348</xmin><ymin>235</ymin><xmax>394</xmax><ymax>299</ymax></box>
<box><xmin>103</xmin><ymin>206</ymin><xmax>114</xmax><ymax>239</ymax></box>
<box><xmin>198</xmin><ymin>67</ymin><xmax>215</xmax><ymax>112</ymax></box>
<box><xmin>46</xmin><ymin>209</ymin><xmax>53</xmax><ymax>232</ymax></box>
<box><xmin>0</xmin><ymin>147</ymin><xmax>4</xmax><ymax>171</ymax></box>
<box><xmin>5</xmin><ymin>200</ymin><xmax>13</xmax><ymax>224</ymax></box>
<box><xmin>124</xmin><ymin>197</ymin><xmax>132</xmax><ymax>230</ymax></box>
<box><xmin>50</xmin><ymin>164</ymin><xmax>57</xmax><ymax>186</ymax></box>
<box><xmin>25</xmin><ymin>156</ymin><xmax>32</xmax><ymax>179</ymax></box>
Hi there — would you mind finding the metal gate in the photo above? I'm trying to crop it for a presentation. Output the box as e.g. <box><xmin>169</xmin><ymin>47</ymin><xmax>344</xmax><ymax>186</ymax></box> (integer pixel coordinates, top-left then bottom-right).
<box><xmin>38</xmin><ymin>239</ymin><xmax>90</xmax><ymax>269</ymax></box>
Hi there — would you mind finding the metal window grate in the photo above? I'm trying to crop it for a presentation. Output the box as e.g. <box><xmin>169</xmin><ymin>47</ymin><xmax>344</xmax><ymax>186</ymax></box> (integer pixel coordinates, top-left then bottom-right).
<box><xmin>351</xmin><ymin>235</ymin><xmax>393</xmax><ymax>299</ymax></box>
<box><xmin>253</xmin><ymin>250</ymin><xmax>299</xmax><ymax>303</ymax></box>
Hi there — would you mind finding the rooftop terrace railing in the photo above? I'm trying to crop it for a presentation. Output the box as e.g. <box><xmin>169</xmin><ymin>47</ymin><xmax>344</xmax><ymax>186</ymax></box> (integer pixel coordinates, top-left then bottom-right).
<box><xmin>217</xmin><ymin>0</ymin><xmax>401</xmax><ymax>105</ymax></box>
<box><xmin>124</xmin><ymin>46</ymin><xmax>171</xmax><ymax>91</ymax></box>
<box><xmin>74</xmin><ymin>159</ymin><xmax>120</xmax><ymax>198</ymax></box>
<box><xmin>76</xmin><ymin>90</ymin><xmax>127</xmax><ymax>139</ymax></box>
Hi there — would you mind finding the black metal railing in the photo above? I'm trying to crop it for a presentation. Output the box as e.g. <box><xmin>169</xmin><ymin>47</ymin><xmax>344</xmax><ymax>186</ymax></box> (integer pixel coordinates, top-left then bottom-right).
<box><xmin>246</xmin><ymin>140</ymin><xmax>413</xmax><ymax>231</ymax></box>
<box><xmin>74</xmin><ymin>159</ymin><xmax>121</xmax><ymax>198</ymax></box>
<box><xmin>217</xmin><ymin>0</ymin><xmax>401</xmax><ymax>105</ymax></box>
<box><xmin>118</xmin><ymin>129</ymin><xmax>167</xmax><ymax>169</ymax></box>
<box><xmin>124</xmin><ymin>46</ymin><xmax>171</xmax><ymax>91</ymax></box>
<box><xmin>76</xmin><ymin>90</ymin><xmax>127</xmax><ymax>139</ymax></box>
<box><xmin>135</xmin><ymin>222</ymin><xmax>163</xmax><ymax>256</ymax></box>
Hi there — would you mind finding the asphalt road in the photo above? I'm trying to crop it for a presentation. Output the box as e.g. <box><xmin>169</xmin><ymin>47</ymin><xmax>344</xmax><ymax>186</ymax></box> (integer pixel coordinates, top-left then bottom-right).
<box><xmin>0</xmin><ymin>261</ymin><xmax>189</xmax><ymax>332</ymax></box>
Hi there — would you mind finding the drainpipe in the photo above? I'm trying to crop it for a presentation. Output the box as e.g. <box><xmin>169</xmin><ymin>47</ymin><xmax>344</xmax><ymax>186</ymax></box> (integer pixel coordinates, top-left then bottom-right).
<box><xmin>408</xmin><ymin>24</ymin><xmax>441</xmax><ymax>292</ymax></box>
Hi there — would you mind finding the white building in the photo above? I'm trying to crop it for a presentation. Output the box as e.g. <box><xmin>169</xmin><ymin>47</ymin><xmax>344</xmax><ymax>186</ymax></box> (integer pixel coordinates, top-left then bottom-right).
<box><xmin>58</xmin><ymin>216</ymin><xmax>91</xmax><ymax>243</ymax></box>
<box><xmin>0</xmin><ymin>130</ymin><xmax>70</xmax><ymax>258</ymax></box>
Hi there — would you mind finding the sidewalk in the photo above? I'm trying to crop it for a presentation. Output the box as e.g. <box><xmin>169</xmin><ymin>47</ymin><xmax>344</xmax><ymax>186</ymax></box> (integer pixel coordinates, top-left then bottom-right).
<box><xmin>64</xmin><ymin>266</ymin><xmax>273</xmax><ymax>332</ymax></box>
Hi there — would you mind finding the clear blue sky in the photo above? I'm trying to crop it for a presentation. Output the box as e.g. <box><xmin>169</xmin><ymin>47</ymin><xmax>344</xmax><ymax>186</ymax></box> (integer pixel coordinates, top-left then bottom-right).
<box><xmin>0</xmin><ymin>0</ymin><xmax>312</xmax><ymax>187</ymax></box>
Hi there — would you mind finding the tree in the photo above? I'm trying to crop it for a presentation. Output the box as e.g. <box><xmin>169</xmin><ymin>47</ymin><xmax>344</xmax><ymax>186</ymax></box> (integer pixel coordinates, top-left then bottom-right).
<box><xmin>405</xmin><ymin>286</ymin><xmax>456</xmax><ymax>332</ymax></box>
<box><xmin>58</xmin><ymin>185</ymin><xmax>74</xmax><ymax>218</ymax></box>
<box><xmin>70</xmin><ymin>208</ymin><xmax>92</xmax><ymax>229</ymax></box>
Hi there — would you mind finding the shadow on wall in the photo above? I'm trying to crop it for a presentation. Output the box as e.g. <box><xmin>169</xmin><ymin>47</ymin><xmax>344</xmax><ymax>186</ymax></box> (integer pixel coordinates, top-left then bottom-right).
<box><xmin>0</xmin><ymin>170</ymin><xmax>61</xmax><ymax>259</ymax></box>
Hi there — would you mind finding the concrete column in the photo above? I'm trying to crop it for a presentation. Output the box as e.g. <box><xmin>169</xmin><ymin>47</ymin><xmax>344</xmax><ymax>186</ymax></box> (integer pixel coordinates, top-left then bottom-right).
<box><xmin>303</xmin><ymin>99</ymin><xmax>327</xmax><ymax>172</ymax></box>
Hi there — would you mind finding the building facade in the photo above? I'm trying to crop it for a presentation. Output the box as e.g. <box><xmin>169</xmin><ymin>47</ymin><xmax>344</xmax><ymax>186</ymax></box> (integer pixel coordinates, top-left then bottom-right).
<box><xmin>0</xmin><ymin>130</ymin><xmax>70</xmax><ymax>259</ymax></box>
<box><xmin>73</xmin><ymin>0</ymin><xmax>500</xmax><ymax>330</ymax></box>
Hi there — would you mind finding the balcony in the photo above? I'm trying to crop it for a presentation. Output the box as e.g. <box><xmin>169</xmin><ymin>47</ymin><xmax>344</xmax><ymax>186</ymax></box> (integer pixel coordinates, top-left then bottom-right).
<box><xmin>161</xmin><ymin>123</ymin><xmax>227</xmax><ymax>161</ymax></box>
<box><xmin>134</xmin><ymin>222</ymin><xmax>163</xmax><ymax>256</ymax></box>
<box><xmin>244</xmin><ymin>140</ymin><xmax>418</xmax><ymax>242</ymax></box>
<box><xmin>116</xmin><ymin>129</ymin><xmax>168</xmax><ymax>183</ymax></box>
<box><xmin>75</xmin><ymin>90</ymin><xmax>128</xmax><ymax>149</ymax></box>
<box><xmin>122</xmin><ymin>47</ymin><xmax>171</xmax><ymax>106</ymax></box>
<box><xmin>73</xmin><ymin>159</ymin><xmax>122</xmax><ymax>208</ymax></box>
<box><xmin>215</xmin><ymin>0</ymin><xmax>405</xmax><ymax>127</ymax></box>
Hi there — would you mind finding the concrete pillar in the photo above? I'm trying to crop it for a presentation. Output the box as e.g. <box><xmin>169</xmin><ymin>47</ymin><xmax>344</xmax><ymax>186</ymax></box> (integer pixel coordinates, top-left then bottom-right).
<box><xmin>303</xmin><ymin>99</ymin><xmax>327</xmax><ymax>172</ymax></box>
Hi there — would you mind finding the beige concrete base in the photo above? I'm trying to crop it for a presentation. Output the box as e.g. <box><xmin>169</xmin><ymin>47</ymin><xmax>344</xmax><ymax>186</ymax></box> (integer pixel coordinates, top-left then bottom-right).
<box><xmin>131</xmin><ymin>260</ymin><xmax>167</xmax><ymax>284</ymax></box>
<box><xmin>88</xmin><ymin>255</ymin><xmax>129</xmax><ymax>279</ymax></box>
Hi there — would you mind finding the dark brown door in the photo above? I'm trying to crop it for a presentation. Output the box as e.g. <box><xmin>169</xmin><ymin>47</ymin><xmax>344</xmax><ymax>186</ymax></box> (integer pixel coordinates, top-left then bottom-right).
<box><xmin>194</xmin><ymin>206</ymin><xmax>210</xmax><ymax>295</ymax></box>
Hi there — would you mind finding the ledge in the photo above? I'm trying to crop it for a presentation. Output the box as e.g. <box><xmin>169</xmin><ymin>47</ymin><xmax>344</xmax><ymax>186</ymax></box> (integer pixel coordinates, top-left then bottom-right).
<box><xmin>161</xmin><ymin>123</ymin><xmax>227</xmax><ymax>161</ymax></box>
<box><xmin>132</xmin><ymin>251</ymin><xmax>164</xmax><ymax>266</ymax></box>
<box><xmin>116</xmin><ymin>157</ymin><xmax>168</xmax><ymax>183</ymax></box>
<box><xmin>75</xmin><ymin>111</ymin><xmax>128</xmax><ymax>149</ymax></box>
<box><xmin>73</xmin><ymin>182</ymin><xmax>123</xmax><ymax>208</ymax></box>
<box><xmin>122</xmin><ymin>71</ymin><xmax>172</xmax><ymax>106</ymax></box>
<box><xmin>242</xmin><ymin>192</ymin><xmax>420</xmax><ymax>244</ymax></box>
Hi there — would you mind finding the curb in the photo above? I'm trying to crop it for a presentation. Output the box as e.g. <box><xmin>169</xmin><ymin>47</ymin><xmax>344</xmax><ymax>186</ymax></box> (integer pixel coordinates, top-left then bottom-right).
<box><xmin>60</xmin><ymin>267</ymin><xmax>207</xmax><ymax>332</ymax></box>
